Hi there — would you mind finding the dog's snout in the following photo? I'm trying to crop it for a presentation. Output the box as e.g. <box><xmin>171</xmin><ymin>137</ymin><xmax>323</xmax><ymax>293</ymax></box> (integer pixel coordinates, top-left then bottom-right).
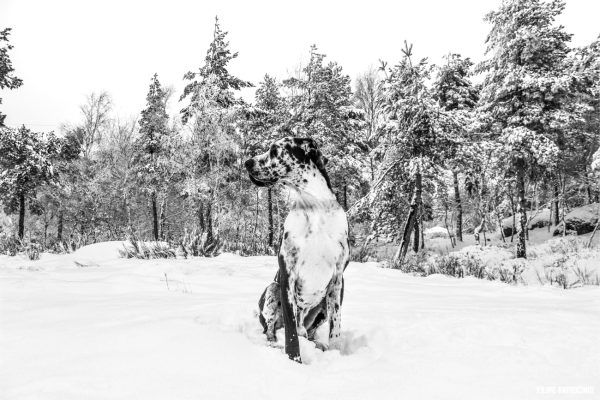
<box><xmin>244</xmin><ymin>158</ymin><xmax>255</xmax><ymax>171</ymax></box>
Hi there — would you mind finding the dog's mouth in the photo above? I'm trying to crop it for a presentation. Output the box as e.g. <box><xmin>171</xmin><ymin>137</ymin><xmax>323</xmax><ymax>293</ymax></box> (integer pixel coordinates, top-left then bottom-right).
<box><xmin>248</xmin><ymin>173</ymin><xmax>278</xmax><ymax>187</ymax></box>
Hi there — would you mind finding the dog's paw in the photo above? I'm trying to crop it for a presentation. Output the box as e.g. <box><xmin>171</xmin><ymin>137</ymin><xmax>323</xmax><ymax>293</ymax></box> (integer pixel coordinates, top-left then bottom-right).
<box><xmin>314</xmin><ymin>341</ymin><xmax>329</xmax><ymax>352</ymax></box>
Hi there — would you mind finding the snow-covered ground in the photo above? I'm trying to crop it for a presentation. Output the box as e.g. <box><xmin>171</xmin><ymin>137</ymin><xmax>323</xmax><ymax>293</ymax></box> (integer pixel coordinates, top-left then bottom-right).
<box><xmin>1</xmin><ymin>241</ymin><xmax>599</xmax><ymax>399</ymax></box>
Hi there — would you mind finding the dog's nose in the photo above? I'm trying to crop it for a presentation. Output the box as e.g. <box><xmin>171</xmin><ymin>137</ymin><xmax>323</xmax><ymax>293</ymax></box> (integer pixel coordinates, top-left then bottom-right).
<box><xmin>244</xmin><ymin>158</ymin><xmax>255</xmax><ymax>171</ymax></box>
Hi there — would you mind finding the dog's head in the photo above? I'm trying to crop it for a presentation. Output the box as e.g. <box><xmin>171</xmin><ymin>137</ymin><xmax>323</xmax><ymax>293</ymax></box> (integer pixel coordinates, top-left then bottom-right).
<box><xmin>245</xmin><ymin>137</ymin><xmax>331</xmax><ymax>190</ymax></box>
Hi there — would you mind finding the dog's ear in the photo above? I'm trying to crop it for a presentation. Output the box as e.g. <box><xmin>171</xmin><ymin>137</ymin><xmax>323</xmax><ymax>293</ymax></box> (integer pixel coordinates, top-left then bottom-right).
<box><xmin>321</xmin><ymin>156</ymin><xmax>329</xmax><ymax>167</ymax></box>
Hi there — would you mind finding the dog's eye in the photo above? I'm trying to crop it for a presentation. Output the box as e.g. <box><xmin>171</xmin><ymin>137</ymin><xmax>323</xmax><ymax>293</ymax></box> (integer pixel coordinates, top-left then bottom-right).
<box><xmin>269</xmin><ymin>145</ymin><xmax>278</xmax><ymax>158</ymax></box>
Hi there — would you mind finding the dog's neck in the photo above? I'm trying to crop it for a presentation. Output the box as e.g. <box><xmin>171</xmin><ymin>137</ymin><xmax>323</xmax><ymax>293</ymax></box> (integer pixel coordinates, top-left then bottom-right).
<box><xmin>285</xmin><ymin>169</ymin><xmax>339</xmax><ymax>211</ymax></box>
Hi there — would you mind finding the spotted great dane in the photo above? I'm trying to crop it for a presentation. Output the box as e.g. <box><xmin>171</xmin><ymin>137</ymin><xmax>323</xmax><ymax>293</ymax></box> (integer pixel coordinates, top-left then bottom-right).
<box><xmin>245</xmin><ymin>137</ymin><xmax>350</xmax><ymax>363</ymax></box>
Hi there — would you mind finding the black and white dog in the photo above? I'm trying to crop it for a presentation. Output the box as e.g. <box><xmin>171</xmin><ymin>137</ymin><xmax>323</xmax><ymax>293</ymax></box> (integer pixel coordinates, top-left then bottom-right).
<box><xmin>245</xmin><ymin>137</ymin><xmax>350</xmax><ymax>363</ymax></box>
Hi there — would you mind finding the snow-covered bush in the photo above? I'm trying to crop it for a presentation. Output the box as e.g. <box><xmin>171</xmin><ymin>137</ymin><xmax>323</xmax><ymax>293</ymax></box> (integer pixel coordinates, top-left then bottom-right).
<box><xmin>119</xmin><ymin>238</ymin><xmax>176</xmax><ymax>259</ymax></box>
<box><xmin>25</xmin><ymin>242</ymin><xmax>41</xmax><ymax>261</ymax></box>
<box><xmin>0</xmin><ymin>234</ymin><xmax>20</xmax><ymax>256</ymax></box>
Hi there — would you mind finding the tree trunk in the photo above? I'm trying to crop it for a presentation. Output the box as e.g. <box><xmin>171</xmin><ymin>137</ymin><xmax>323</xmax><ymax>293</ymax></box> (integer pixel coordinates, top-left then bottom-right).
<box><xmin>474</xmin><ymin>215</ymin><xmax>485</xmax><ymax>245</ymax></box>
<box><xmin>553</xmin><ymin>181</ymin><xmax>560</xmax><ymax>226</ymax></box>
<box><xmin>151</xmin><ymin>192</ymin><xmax>159</xmax><ymax>241</ymax></box>
<box><xmin>197</xmin><ymin>201</ymin><xmax>205</xmax><ymax>232</ymax></box>
<box><xmin>516</xmin><ymin>158</ymin><xmax>527</xmax><ymax>259</ymax></box>
<box><xmin>420</xmin><ymin>212</ymin><xmax>425</xmax><ymax>250</ymax></box>
<box><xmin>267</xmin><ymin>188</ymin><xmax>274</xmax><ymax>249</ymax></box>
<box><xmin>509</xmin><ymin>189</ymin><xmax>516</xmax><ymax>243</ymax></box>
<box><xmin>496</xmin><ymin>210</ymin><xmax>506</xmax><ymax>243</ymax></box>
<box><xmin>561</xmin><ymin>177</ymin><xmax>566</xmax><ymax>237</ymax></box>
<box><xmin>205</xmin><ymin>201</ymin><xmax>213</xmax><ymax>244</ymax></box>
<box><xmin>394</xmin><ymin>170</ymin><xmax>422</xmax><ymax>264</ymax></box>
<box><xmin>412</xmin><ymin>211</ymin><xmax>420</xmax><ymax>253</ymax></box>
<box><xmin>18</xmin><ymin>192</ymin><xmax>25</xmax><ymax>240</ymax></box>
<box><xmin>160</xmin><ymin>199</ymin><xmax>167</xmax><ymax>240</ymax></box>
<box><xmin>453</xmin><ymin>170</ymin><xmax>463</xmax><ymax>242</ymax></box>
<box><xmin>57</xmin><ymin>209</ymin><xmax>64</xmax><ymax>243</ymax></box>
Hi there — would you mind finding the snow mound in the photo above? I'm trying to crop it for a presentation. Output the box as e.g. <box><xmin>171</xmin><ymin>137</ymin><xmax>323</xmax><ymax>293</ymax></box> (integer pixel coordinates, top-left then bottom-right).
<box><xmin>71</xmin><ymin>241</ymin><xmax>128</xmax><ymax>266</ymax></box>
<box><xmin>425</xmin><ymin>226</ymin><xmax>449</xmax><ymax>238</ymax></box>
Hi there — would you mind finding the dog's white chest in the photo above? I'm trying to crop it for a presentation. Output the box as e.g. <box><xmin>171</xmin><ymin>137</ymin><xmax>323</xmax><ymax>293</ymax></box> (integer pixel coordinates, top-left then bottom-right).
<box><xmin>282</xmin><ymin>207</ymin><xmax>348</xmax><ymax>307</ymax></box>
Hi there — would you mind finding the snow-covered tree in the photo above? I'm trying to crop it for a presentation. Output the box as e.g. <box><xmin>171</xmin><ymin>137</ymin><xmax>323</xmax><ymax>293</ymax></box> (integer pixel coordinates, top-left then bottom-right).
<box><xmin>251</xmin><ymin>74</ymin><xmax>288</xmax><ymax>248</ymax></box>
<box><xmin>284</xmin><ymin>45</ymin><xmax>365</xmax><ymax>210</ymax></box>
<box><xmin>179</xmin><ymin>17</ymin><xmax>253</xmax><ymax>250</ymax></box>
<box><xmin>0</xmin><ymin>28</ymin><xmax>23</xmax><ymax>127</ymax></box>
<box><xmin>433</xmin><ymin>53</ymin><xmax>479</xmax><ymax>242</ymax></box>
<box><xmin>477</xmin><ymin>0</ymin><xmax>582</xmax><ymax>258</ymax></box>
<box><xmin>373</xmin><ymin>43</ymin><xmax>453</xmax><ymax>264</ymax></box>
<box><xmin>134</xmin><ymin>73</ymin><xmax>175</xmax><ymax>240</ymax></box>
<box><xmin>0</xmin><ymin>126</ymin><xmax>58</xmax><ymax>239</ymax></box>
<box><xmin>180</xmin><ymin>16</ymin><xmax>252</xmax><ymax>124</ymax></box>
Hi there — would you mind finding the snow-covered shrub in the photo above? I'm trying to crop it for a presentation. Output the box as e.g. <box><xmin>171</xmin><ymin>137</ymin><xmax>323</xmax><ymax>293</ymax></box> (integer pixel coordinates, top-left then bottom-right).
<box><xmin>177</xmin><ymin>229</ymin><xmax>224</xmax><ymax>258</ymax></box>
<box><xmin>350</xmin><ymin>242</ymin><xmax>378</xmax><ymax>262</ymax></box>
<box><xmin>0</xmin><ymin>235</ymin><xmax>20</xmax><ymax>256</ymax></box>
<box><xmin>392</xmin><ymin>251</ymin><xmax>434</xmax><ymax>275</ymax></box>
<box><xmin>433</xmin><ymin>253</ymin><xmax>491</xmax><ymax>280</ymax></box>
<box><xmin>119</xmin><ymin>238</ymin><xmax>176</xmax><ymax>259</ymax></box>
<box><xmin>25</xmin><ymin>242</ymin><xmax>41</xmax><ymax>261</ymax></box>
<box><xmin>433</xmin><ymin>254</ymin><xmax>466</xmax><ymax>278</ymax></box>
<box><xmin>488</xmin><ymin>261</ymin><xmax>525</xmax><ymax>285</ymax></box>
<box><xmin>528</xmin><ymin>237</ymin><xmax>600</xmax><ymax>289</ymax></box>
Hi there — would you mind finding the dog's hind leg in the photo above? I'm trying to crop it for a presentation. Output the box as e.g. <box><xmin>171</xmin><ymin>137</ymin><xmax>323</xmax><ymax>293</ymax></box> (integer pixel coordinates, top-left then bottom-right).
<box><xmin>278</xmin><ymin>254</ymin><xmax>301</xmax><ymax>363</ymax></box>
<box><xmin>259</xmin><ymin>282</ymin><xmax>282</xmax><ymax>342</ymax></box>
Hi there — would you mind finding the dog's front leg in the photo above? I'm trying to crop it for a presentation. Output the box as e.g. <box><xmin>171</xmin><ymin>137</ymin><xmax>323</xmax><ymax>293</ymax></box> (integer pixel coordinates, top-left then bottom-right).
<box><xmin>326</xmin><ymin>274</ymin><xmax>343</xmax><ymax>349</ymax></box>
<box><xmin>278</xmin><ymin>254</ymin><xmax>301</xmax><ymax>363</ymax></box>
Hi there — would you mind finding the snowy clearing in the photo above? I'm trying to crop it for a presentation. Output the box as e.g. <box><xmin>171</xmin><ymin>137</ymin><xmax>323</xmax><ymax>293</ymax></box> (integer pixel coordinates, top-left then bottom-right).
<box><xmin>1</xmin><ymin>242</ymin><xmax>599</xmax><ymax>400</ymax></box>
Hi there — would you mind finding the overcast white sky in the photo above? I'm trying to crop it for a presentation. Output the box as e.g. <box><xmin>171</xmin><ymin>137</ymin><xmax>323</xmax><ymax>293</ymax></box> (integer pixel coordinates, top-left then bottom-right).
<box><xmin>1</xmin><ymin>0</ymin><xmax>598</xmax><ymax>132</ymax></box>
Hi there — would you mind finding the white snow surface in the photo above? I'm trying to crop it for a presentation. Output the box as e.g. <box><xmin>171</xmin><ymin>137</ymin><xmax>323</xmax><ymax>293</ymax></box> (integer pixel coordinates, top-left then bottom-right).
<box><xmin>1</xmin><ymin>242</ymin><xmax>599</xmax><ymax>400</ymax></box>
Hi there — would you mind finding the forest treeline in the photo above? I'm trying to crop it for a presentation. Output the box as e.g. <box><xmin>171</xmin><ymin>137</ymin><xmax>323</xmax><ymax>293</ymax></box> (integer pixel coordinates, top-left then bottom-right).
<box><xmin>1</xmin><ymin>0</ymin><xmax>599</xmax><ymax>263</ymax></box>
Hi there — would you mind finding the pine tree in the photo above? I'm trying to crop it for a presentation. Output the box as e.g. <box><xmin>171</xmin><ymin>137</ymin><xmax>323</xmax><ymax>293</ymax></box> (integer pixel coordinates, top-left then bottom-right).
<box><xmin>180</xmin><ymin>16</ymin><xmax>252</xmax><ymax>123</ymax></box>
<box><xmin>433</xmin><ymin>53</ymin><xmax>479</xmax><ymax>242</ymax></box>
<box><xmin>0</xmin><ymin>28</ymin><xmax>23</xmax><ymax>127</ymax></box>
<box><xmin>477</xmin><ymin>0</ymin><xmax>585</xmax><ymax>258</ymax></box>
<box><xmin>253</xmin><ymin>74</ymin><xmax>286</xmax><ymax>249</ymax></box>
<box><xmin>0</xmin><ymin>126</ymin><xmax>57</xmax><ymax>239</ymax></box>
<box><xmin>135</xmin><ymin>73</ymin><xmax>172</xmax><ymax>240</ymax></box>
<box><xmin>284</xmin><ymin>45</ymin><xmax>365</xmax><ymax>210</ymax></box>
<box><xmin>367</xmin><ymin>42</ymin><xmax>453</xmax><ymax>264</ymax></box>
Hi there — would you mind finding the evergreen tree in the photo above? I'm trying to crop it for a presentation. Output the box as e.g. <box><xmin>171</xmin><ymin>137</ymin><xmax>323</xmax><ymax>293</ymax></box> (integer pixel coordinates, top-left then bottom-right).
<box><xmin>179</xmin><ymin>17</ymin><xmax>252</xmax><ymax>249</ymax></box>
<box><xmin>0</xmin><ymin>28</ymin><xmax>23</xmax><ymax>127</ymax></box>
<box><xmin>180</xmin><ymin>16</ymin><xmax>252</xmax><ymax>123</ymax></box>
<box><xmin>284</xmin><ymin>45</ymin><xmax>365</xmax><ymax>210</ymax></box>
<box><xmin>0</xmin><ymin>126</ymin><xmax>57</xmax><ymax>239</ymax></box>
<box><xmin>253</xmin><ymin>74</ymin><xmax>287</xmax><ymax>249</ymax></box>
<box><xmin>135</xmin><ymin>73</ymin><xmax>173</xmax><ymax>240</ymax></box>
<box><xmin>433</xmin><ymin>53</ymin><xmax>479</xmax><ymax>242</ymax></box>
<box><xmin>371</xmin><ymin>43</ymin><xmax>452</xmax><ymax>264</ymax></box>
<box><xmin>477</xmin><ymin>0</ymin><xmax>585</xmax><ymax>258</ymax></box>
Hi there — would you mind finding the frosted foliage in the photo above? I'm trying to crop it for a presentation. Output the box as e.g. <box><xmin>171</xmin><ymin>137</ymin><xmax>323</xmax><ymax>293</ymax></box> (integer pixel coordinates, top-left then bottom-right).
<box><xmin>500</xmin><ymin>126</ymin><xmax>559</xmax><ymax>167</ymax></box>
